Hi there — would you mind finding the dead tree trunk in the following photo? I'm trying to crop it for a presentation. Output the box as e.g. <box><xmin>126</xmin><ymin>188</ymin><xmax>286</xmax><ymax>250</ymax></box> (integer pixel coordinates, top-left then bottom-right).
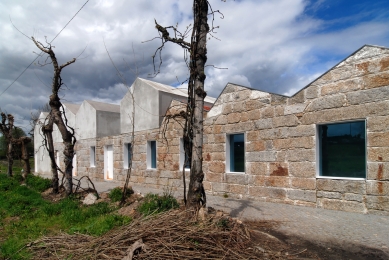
<box><xmin>154</xmin><ymin>0</ymin><xmax>210</xmax><ymax>210</ymax></box>
<box><xmin>42</xmin><ymin>117</ymin><xmax>59</xmax><ymax>193</ymax></box>
<box><xmin>13</xmin><ymin>136</ymin><xmax>32</xmax><ymax>180</ymax></box>
<box><xmin>186</xmin><ymin>0</ymin><xmax>209</xmax><ymax>209</ymax></box>
<box><xmin>32</xmin><ymin>37</ymin><xmax>76</xmax><ymax>196</ymax></box>
<box><xmin>0</xmin><ymin>113</ymin><xmax>15</xmax><ymax>177</ymax></box>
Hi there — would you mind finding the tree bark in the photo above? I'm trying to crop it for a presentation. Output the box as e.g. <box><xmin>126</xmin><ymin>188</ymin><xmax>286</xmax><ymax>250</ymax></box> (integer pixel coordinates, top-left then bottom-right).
<box><xmin>42</xmin><ymin>119</ymin><xmax>59</xmax><ymax>193</ymax></box>
<box><xmin>186</xmin><ymin>0</ymin><xmax>209</xmax><ymax>209</ymax></box>
<box><xmin>6</xmin><ymin>141</ymin><xmax>13</xmax><ymax>177</ymax></box>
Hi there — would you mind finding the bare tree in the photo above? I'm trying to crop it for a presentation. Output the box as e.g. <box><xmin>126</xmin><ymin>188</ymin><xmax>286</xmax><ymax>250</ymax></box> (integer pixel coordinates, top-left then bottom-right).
<box><xmin>32</xmin><ymin>37</ymin><xmax>77</xmax><ymax>196</ymax></box>
<box><xmin>153</xmin><ymin>0</ymin><xmax>215</xmax><ymax>210</ymax></box>
<box><xmin>0</xmin><ymin>112</ymin><xmax>31</xmax><ymax>179</ymax></box>
<box><xmin>0</xmin><ymin>113</ymin><xmax>15</xmax><ymax>177</ymax></box>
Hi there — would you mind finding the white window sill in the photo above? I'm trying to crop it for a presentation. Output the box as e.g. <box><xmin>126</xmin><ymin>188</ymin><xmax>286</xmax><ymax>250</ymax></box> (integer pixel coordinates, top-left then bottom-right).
<box><xmin>226</xmin><ymin>171</ymin><xmax>245</xmax><ymax>174</ymax></box>
<box><xmin>316</xmin><ymin>176</ymin><xmax>365</xmax><ymax>181</ymax></box>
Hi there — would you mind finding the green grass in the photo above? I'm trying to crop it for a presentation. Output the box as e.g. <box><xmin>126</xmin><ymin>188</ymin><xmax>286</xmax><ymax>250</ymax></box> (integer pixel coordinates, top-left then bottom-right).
<box><xmin>138</xmin><ymin>193</ymin><xmax>179</xmax><ymax>216</ymax></box>
<box><xmin>109</xmin><ymin>186</ymin><xmax>134</xmax><ymax>202</ymax></box>
<box><xmin>0</xmin><ymin>173</ymin><xmax>131</xmax><ymax>260</ymax></box>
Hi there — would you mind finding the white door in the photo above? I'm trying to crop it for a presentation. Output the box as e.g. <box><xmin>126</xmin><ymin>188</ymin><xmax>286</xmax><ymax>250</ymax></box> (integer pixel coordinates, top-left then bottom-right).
<box><xmin>72</xmin><ymin>154</ymin><xmax>77</xmax><ymax>176</ymax></box>
<box><xmin>105</xmin><ymin>145</ymin><xmax>113</xmax><ymax>180</ymax></box>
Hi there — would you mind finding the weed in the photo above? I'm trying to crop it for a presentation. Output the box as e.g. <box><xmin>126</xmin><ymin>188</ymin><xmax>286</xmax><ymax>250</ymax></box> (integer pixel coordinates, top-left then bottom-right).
<box><xmin>25</xmin><ymin>174</ymin><xmax>51</xmax><ymax>192</ymax></box>
<box><xmin>216</xmin><ymin>218</ymin><xmax>230</xmax><ymax>229</ymax></box>
<box><xmin>138</xmin><ymin>193</ymin><xmax>179</xmax><ymax>216</ymax></box>
<box><xmin>109</xmin><ymin>187</ymin><xmax>133</xmax><ymax>202</ymax></box>
<box><xmin>223</xmin><ymin>193</ymin><xmax>229</xmax><ymax>198</ymax></box>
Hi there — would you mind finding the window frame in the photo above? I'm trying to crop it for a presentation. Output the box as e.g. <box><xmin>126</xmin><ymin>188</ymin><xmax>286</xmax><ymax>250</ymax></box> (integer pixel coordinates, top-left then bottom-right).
<box><xmin>90</xmin><ymin>146</ymin><xmax>96</xmax><ymax>167</ymax></box>
<box><xmin>180</xmin><ymin>138</ymin><xmax>191</xmax><ymax>171</ymax></box>
<box><xmin>316</xmin><ymin>119</ymin><xmax>367</xmax><ymax>180</ymax></box>
<box><xmin>147</xmin><ymin>140</ymin><xmax>157</xmax><ymax>169</ymax></box>
<box><xmin>226</xmin><ymin>133</ymin><xmax>245</xmax><ymax>174</ymax></box>
<box><xmin>123</xmin><ymin>143</ymin><xmax>132</xmax><ymax>169</ymax></box>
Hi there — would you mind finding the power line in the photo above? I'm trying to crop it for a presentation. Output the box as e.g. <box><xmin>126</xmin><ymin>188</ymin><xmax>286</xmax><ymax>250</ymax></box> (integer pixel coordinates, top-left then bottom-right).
<box><xmin>0</xmin><ymin>0</ymin><xmax>90</xmax><ymax>98</ymax></box>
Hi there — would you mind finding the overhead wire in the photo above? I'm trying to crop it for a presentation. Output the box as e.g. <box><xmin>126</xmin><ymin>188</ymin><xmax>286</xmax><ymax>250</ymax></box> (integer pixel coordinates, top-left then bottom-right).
<box><xmin>0</xmin><ymin>0</ymin><xmax>90</xmax><ymax>98</ymax></box>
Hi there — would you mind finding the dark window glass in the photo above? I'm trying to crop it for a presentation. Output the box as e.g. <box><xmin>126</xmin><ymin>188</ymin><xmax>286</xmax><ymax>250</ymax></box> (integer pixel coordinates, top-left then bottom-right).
<box><xmin>230</xmin><ymin>134</ymin><xmax>245</xmax><ymax>172</ymax></box>
<box><xmin>319</xmin><ymin>121</ymin><xmax>366</xmax><ymax>178</ymax></box>
<box><xmin>150</xmin><ymin>141</ymin><xmax>156</xmax><ymax>169</ymax></box>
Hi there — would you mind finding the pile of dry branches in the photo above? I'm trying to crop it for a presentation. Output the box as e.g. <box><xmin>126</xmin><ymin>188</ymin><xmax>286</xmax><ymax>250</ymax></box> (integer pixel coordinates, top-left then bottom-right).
<box><xmin>29</xmin><ymin>209</ymin><xmax>270</xmax><ymax>259</ymax></box>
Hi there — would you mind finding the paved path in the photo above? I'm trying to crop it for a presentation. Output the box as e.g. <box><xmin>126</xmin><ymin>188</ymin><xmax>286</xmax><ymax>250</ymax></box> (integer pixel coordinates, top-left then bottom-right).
<box><xmin>38</xmin><ymin>174</ymin><xmax>389</xmax><ymax>257</ymax></box>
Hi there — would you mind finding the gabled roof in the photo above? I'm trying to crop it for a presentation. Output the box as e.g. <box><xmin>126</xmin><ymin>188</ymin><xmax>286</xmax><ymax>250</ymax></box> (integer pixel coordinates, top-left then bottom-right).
<box><xmin>85</xmin><ymin>100</ymin><xmax>120</xmax><ymax>113</ymax></box>
<box><xmin>212</xmin><ymin>44</ymin><xmax>389</xmax><ymax>105</ymax></box>
<box><xmin>138</xmin><ymin>78</ymin><xmax>216</xmax><ymax>104</ymax></box>
<box><xmin>63</xmin><ymin>103</ymin><xmax>80</xmax><ymax>114</ymax></box>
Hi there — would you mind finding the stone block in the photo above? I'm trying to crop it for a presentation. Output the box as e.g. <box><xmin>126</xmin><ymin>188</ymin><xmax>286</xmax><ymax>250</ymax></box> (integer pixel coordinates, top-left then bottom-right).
<box><xmin>227</xmin><ymin>113</ymin><xmax>241</xmax><ymax>124</ymax></box>
<box><xmin>367</xmin><ymin>115</ymin><xmax>389</xmax><ymax>132</ymax></box>
<box><xmin>287</xmin><ymin>189</ymin><xmax>316</xmax><ymax>202</ymax></box>
<box><xmin>246</xmin><ymin>151</ymin><xmax>277</xmax><ymax>162</ymax></box>
<box><xmin>317</xmin><ymin>179</ymin><xmax>366</xmax><ymax>194</ymax></box>
<box><xmin>306</xmin><ymin>94</ymin><xmax>346</xmax><ymax>112</ymax></box>
<box><xmin>291</xmin><ymin>178</ymin><xmax>316</xmax><ymax>190</ymax></box>
<box><xmin>321</xmin><ymin>79</ymin><xmax>362</xmax><ymax>96</ymax></box>
<box><xmin>272</xmin><ymin>115</ymin><xmax>300</xmax><ymax>128</ymax></box>
<box><xmin>246</xmin><ymin>162</ymin><xmax>267</xmax><ymax>175</ymax></box>
<box><xmin>253</xmin><ymin>118</ymin><xmax>273</xmax><ymax>130</ymax></box>
<box><xmin>232</xmin><ymin>101</ymin><xmax>246</xmax><ymax>112</ymax></box>
<box><xmin>240</xmin><ymin>112</ymin><xmax>249</xmax><ymax>122</ymax></box>
<box><xmin>159</xmin><ymin>170</ymin><xmax>176</xmax><ymax>179</ymax></box>
<box><xmin>269</xmin><ymin>162</ymin><xmax>289</xmax><ymax>176</ymax></box>
<box><xmin>347</xmin><ymin>86</ymin><xmax>389</xmax><ymax>105</ymax></box>
<box><xmin>246</xmin><ymin>141</ymin><xmax>266</xmax><ymax>152</ymax></box>
<box><xmin>249</xmin><ymin>175</ymin><xmax>265</xmax><ymax>186</ymax></box>
<box><xmin>264</xmin><ymin>176</ymin><xmax>289</xmax><ymax>187</ymax></box>
<box><xmin>225</xmin><ymin>173</ymin><xmax>247</xmax><ymax>185</ymax></box>
<box><xmin>288</xmin><ymin>91</ymin><xmax>305</xmax><ymax>105</ymax></box>
<box><xmin>279</xmin><ymin>125</ymin><xmax>315</xmax><ymax>138</ymax></box>
<box><xmin>209</xmin><ymin>161</ymin><xmax>225</xmax><ymax>173</ymax></box>
<box><xmin>273</xmin><ymin>137</ymin><xmax>315</xmax><ymax>150</ymax></box>
<box><xmin>261</xmin><ymin>107</ymin><xmax>275</xmax><ymax>118</ymax></box>
<box><xmin>275</xmin><ymin>106</ymin><xmax>284</xmax><ymax>116</ymax></box>
<box><xmin>366</xmin><ymin>181</ymin><xmax>389</xmax><ymax>195</ymax></box>
<box><xmin>214</xmin><ymin>115</ymin><xmax>227</xmax><ymax>125</ymax></box>
<box><xmin>368</xmin><ymin>147</ymin><xmax>389</xmax><ymax>162</ymax></box>
<box><xmin>206</xmin><ymin>172</ymin><xmax>223</xmax><ymax>182</ymax></box>
<box><xmin>246</xmin><ymin>100</ymin><xmax>263</xmax><ymax>111</ymax></box>
<box><xmin>344</xmin><ymin>193</ymin><xmax>364</xmax><ymax>202</ymax></box>
<box><xmin>258</xmin><ymin>128</ymin><xmax>279</xmax><ymax>140</ymax></box>
<box><xmin>246</xmin><ymin>131</ymin><xmax>259</xmax><ymax>141</ymax></box>
<box><xmin>249</xmin><ymin>186</ymin><xmax>286</xmax><ymax>199</ymax></box>
<box><xmin>248</xmin><ymin>110</ymin><xmax>261</xmax><ymax>120</ymax></box>
<box><xmin>284</xmin><ymin>103</ymin><xmax>308</xmax><ymax>115</ymax></box>
<box><xmin>318</xmin><ymin>198</ymin><xmax>366</xmax><ymax>213</ymax></box>
<box><xmin>214</xmin><ymin>134</ymin><xmax>225</xmax><ymax>144</ymax></box>
<box><xmin>368</xmin><ymin>132</ymin><xmax>389</xmax><ymax>147</ymax></box>
<box><xmin>289</xmin><ymin>162</ymin><xmax>316</xmax><ymax>178</ymax></box>
<box><xmin>364</xmin><ymin>71</ymin><xmax>389</xmax><ymax>89</ymax></box>
<box><xmin>305</xmin><ymin>85</ymin><xmax>319</xmax><ymax>99</ymax></box>
<box><xmin>271</xmin><ymin>95</ymin><xmax>287</xmax><ymax>105</ymax></box>
<box><xmin>145</xmin><ymin>177</ymin><xmax>158</xmax><ymax>185</ymax></box>
<box><xmin>286</xmin><ymin>149</ymin><xmax>315</xmax><ymax>162</ymax></box>
<box><xmin>368</xmin><ymin>163</ymin><xmax>389</xmax><ymax>181</ymax></box>
<box><xmin>227</xmin><ymin>184</ymin><xmax>248</xmax><ymax>195</ymax></box>
<box><xmin>203</xmin><ymin>181</ymin><xmax>211</xmax><ymax>191</ymax></box>
<box><xmin>210</xmin><ymin>152</ymin><xmax>225</xmax><ymax>161</ymax></box>
<box><xmin>365</xmin><ymin>195</ymin><xmax>389</xmax><ymax>211</ymax></box>
<box><xmin>250</xmin><ymin>90</ymin><xmax>271</xmax><ymax>100</ymax></box>
<box><xmin>317</xmin><ymin>191</ymin><xmax>341</xmax><ymax>199</ymax></box>
<box><xmin>212</xmin><ymin>182</ymin><xmax>227</xmax><ymax>192</ymax></box>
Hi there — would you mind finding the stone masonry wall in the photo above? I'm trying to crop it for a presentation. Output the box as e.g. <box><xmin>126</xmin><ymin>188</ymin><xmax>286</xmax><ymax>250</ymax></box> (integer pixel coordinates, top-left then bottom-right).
<box><xmin>203</xmin><ymin>45</ymin><xmax>389</xmax><ymax>215</ymax></box>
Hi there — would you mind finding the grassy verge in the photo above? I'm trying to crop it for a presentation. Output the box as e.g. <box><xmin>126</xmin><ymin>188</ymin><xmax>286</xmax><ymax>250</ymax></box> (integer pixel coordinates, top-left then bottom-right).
<box><xmin>0</xmin><ymin>171</ymin><xmax>131</xmax><ymax>260</ymax></box>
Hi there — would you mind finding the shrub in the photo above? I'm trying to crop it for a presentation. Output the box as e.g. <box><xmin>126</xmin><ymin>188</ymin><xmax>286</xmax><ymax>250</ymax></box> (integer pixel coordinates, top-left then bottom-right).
<box><xmin>109</xmin><ymin>187</ymin><xmax>133</xmax><ymax>202</ymax></box>
<box><xmin>138</xmin><ymin>193</ymin><xmax>179</xmax><ymax>216</ymax></box>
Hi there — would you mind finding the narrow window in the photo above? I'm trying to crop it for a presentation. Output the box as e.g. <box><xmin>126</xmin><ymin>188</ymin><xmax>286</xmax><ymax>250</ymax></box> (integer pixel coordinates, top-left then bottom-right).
<box><xmin>318</xmin><ymin>121</ymin><xmax>366</xmax><ymax>178</ymax></box>
<box><xmin>90</xmin><ymin>146</ymin><xmax>96</xmax><ymax>167</ymax></box>
<box><xmin>124</xmin><ymin>143</ymin><xmax>132</xmax><ymax>169</ymax></box>
<box><xmin>180</xmin><ymin>138</ymin><xmax>191</xmax><ymax>170</ymax></box>
<box><xmin>147</xmin><ymin>141</ymin><xmax>157</xmax><ymax>169</ymax></box>
<box><xmin>227</xmin><ymin>133</ymin><xmax>245</xmax><ymax>173</ymax></box>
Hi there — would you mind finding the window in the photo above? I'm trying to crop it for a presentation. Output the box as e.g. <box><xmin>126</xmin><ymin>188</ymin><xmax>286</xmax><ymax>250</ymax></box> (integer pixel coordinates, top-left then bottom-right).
<box><xmin>318</xmin><ymin>121</ymin><xmax>366</xmax><ymax>178</ymax></box>
<box><xmin>124</xmin><ymin>143</ymin><xmax>132</xmax><ymax>169</ymax></box>
<box><xmin>147</xmin><ymin>141</ymin><xmax>157</xmax><ymax>169</ymax></box>
<box><xmin>90</xmin><ymin>146</ymin><xmax>96</xmax><ymax>167</ymax></box>
<box><xmin>227</xmin><ymin>133</ymin><xmax>245</xmax><ymax>173</ymax></box>
<box><xmin>180</xmin><ymin>138</ymin><xmax>191</xmax><ymax>170</ymax></box>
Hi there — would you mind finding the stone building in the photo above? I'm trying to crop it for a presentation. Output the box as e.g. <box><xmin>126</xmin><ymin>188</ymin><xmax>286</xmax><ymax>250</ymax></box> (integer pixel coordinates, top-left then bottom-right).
<box><xmin>34</xmin><ymin>45</ymin><xmax>389</xmax><ymax>214</ymax></box>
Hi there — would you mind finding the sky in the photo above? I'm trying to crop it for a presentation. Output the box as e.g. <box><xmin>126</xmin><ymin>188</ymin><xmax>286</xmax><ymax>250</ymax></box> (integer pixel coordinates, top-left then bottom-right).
<box><xmin>0</xmin><ymin>0</ymin><xmax>389</xmax><ymax>134</ymax></box>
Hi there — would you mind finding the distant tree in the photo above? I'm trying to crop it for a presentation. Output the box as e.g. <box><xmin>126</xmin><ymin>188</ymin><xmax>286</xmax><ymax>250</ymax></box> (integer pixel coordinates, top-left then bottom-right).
<box><xmin>0</xmin><ymin>113</ymin><xmax>15</xmax><ymax>176</ymax></box>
